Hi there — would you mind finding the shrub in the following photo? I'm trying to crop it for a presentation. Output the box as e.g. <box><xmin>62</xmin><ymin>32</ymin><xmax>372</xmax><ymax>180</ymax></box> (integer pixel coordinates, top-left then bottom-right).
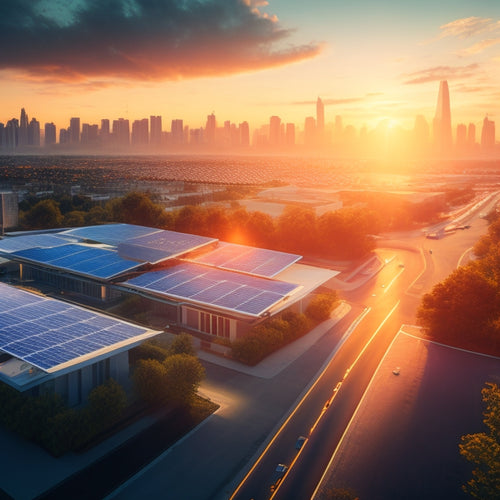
<box><xmin>306</xmin><ymin>292</ymin><xmax>339</xmax><ymax>322</ymax></box>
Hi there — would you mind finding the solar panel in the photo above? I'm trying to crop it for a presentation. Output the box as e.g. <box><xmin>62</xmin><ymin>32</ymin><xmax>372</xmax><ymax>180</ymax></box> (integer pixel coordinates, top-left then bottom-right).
<box><xmin>123</xmin><ymin>262</ymin><xmax>301</xmax><ymax>317</ymax></box>
<box><xmin>191</xmin><ymin>242</ymin><xmax>301</xmax><ymax>277</ymax></box>
<box><xmin>0</xmin><ymin>233</ymin><xmax>73</xmax><ymax>254</ymax></box>
<box><xmin>10</xmin><ymin>243</ymin><xmax>142</xmax><ymax>280</ymax></box>
<box><xmin>117</xmin><ymin>229</ymin><xmax>217</xmax><ymax>264</ymax></box>
<box><xmin>0</xmin><ymin>283</ymin><xmax>158</xmax><ymax>373</ymax></box>
<box><xmin>61</xmin><ymin>224</ymin><xmax>161</xmax><ymax>246</ymax></box>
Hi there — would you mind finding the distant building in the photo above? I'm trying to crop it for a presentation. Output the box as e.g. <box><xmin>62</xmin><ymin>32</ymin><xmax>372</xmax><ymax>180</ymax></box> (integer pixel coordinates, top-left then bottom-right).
<box><xmin>150</xmin><ymin>115</ymin><xmax>162</xmax><ymax>146</ymax></box>
<box><xmin>269</xmin><ymin>116</ymin><xmax>282</xmax><ymax>147</ymax></box>
<box><xmin>433</xmin><ymin>80</ymin><xmax>452</xmax><ymax>154</ymax></box>
<box><xmin>239</xmin><ymin>121</ymin><xmax>250</xmax><ymax>147</ymax></box>
<box><xmin>44</xmin><ymin>122</ymin><xmax>56</xmax><ymax>146</ymax></box>
<box><xmin>205</xmin><ymin>113</ymin><xmax>216</xmax><ymax>145</ymax></box>
<box><xmin>69</xmin><ymin>117</ymin><xmax>80</xmax><ymax>143</ymax></box>
<box><xmin>481</xmin><ymin>116</ymin><xmax>495</xmax><ymax>153</ymax></box>
<box><xmin>0</xmin><ymin>192</ymin><xmax>18</xmax><ymax>233</ymax></box>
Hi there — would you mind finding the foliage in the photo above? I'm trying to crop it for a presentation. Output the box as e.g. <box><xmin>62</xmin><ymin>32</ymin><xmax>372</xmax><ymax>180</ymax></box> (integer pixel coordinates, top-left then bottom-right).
<box><xmin>231</xmin><ymin>311</ymin><xmax>311</xmax><ymax>365</ymax></box>
<box><xmin>167</xmin><ymin>332</ymin><xmax>196</xmax><ymax>357</ymax></box>
<box><xmin>133</xmin><ymin>354</ymin><xmax>205</xmax><ymax>406</ymax></box>
<box><xmin>417</xmin><ymin>209</ymin><xmax>500</xmax><ymax>355</ymax></box>
<box><xmin>163</xmin><ymin>354</ymin><xmax>205</xmax><ymax>406</ymax></box>
<box><xmin>0</xmin><ymin>378</ymin><xmax>127</xmax><ymax>457</ymax></box>
<box><xmin>21</xmin><ymin>199</ymin><xmax>63</xmax><ymax>229</ymax></box>
<box><xmin>106</xmin><ymin>192</ymin><xmax>170</xmax><ymax>227</ymax></box>
<box><xmin>459</xmin><ymin>383</ymin><xmax>500</xmax><ymax>499</ymax></box>
<box><xmin>306</xmin><ymin>292</ymin><xmax>339</xmax><ymax>322</ymax></box>
<box><xmin>417</xmin><ymin>267</ymin><xmax>500</xmax><ymax>347</ymax></box>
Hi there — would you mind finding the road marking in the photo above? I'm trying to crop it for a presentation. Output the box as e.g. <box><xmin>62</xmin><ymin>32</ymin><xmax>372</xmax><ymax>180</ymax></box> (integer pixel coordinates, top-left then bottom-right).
<box><xmin>382</xmin><ymin>267</ymin><xmax>404</xmax><ymax>293</ymax></box>
<box><xmin>229</xmin><ymin>307</ymin><xmax>371</xmax><ymax>500</ymax></box>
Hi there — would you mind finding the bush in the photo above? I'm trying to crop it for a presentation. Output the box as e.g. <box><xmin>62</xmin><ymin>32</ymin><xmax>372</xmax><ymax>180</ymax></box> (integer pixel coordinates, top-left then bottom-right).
<box><xmin>306</xmin><ymin>292</ymin><xmax>339</xmax><ymax>322</ymax></box>
<box><xmin>231</xmin><ymin>311</ymin><xmax>311</xmax><ymax>365</ymax></box>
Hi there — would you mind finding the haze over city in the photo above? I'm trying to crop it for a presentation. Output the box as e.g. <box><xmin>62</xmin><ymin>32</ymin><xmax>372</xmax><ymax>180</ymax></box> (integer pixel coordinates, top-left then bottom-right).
<box><xmin>1</xmin><ymin>0</ymin><xmax>500</xmax><ymax>143</ymax></box>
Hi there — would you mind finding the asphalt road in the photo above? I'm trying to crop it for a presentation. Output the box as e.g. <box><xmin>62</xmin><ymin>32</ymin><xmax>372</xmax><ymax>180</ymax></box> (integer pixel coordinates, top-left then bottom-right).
<box><xmin>108</xmin><ymin>194</ymin><xmax>496</xmax><ymax>500</ymax></box>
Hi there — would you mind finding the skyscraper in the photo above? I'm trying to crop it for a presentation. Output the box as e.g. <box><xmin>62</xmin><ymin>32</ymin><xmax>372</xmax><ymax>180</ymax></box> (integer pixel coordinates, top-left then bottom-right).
<box><xmin>69</xmin><ymin>117</ymin><xmax>80</xmax><ymax>143</ymax></box>
<box><xmin>316</xmin><ymin>97</ymin><xmax>324</xmax><ymax>132</ymax></box>
<box><xmin>18</xmin><ymin>108</ymin><xmax>28</xmax><ymax>147</ymax></box>
<box><xmin>269</xmin><ymin>116</ymin><xmax>281</xmax><ymax>147</ymax></box>
<box><xmin>44</xmin><ymin>123</ymin><xmax>56</xmax><ymax>146</ymax></box>
<box><xmin>433</xmin><ymin>80</ymin><xmax>452</xmax><ymax>154</ymax></box>
<box><xmin>481</xmin><ymin>116</ymin><xmax>495</xmax><ymax>153</ymax></box>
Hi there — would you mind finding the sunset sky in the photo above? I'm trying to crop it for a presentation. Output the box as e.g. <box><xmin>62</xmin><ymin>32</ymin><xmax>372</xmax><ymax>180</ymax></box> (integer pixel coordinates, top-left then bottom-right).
<box><xmin>1</xmin><ymin>0</ymin><xmax>500</xmax><ymax>134</ymax></box>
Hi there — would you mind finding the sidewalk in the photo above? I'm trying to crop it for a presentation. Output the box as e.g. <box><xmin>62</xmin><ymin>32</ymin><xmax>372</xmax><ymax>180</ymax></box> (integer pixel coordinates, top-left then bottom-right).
<box><xmin>197</xmin><ymin>301</ymin><xmax>352</xmax><ymax>379</ymax></box>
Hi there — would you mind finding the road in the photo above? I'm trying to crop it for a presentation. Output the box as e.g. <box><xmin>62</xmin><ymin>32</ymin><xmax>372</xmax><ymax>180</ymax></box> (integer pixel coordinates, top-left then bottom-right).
<box><xmin>229</xmin><ymin>195</ymin><xmax>495</xmax><ymax>500</ymax></box>
<box><xmin>110</xmin><ymin>194</ymin><xmax>495</xmax><ymax>500</ymax></box>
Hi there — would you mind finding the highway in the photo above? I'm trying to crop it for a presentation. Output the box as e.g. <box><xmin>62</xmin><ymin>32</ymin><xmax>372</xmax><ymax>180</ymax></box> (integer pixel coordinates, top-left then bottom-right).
<box><xmin>109</xmin><ymin>193</ymin><xmax>496</xmax><ymax>500</ymax></box>
<box><xmin>229</xmin><ymin>194</ymin><xmax>496</xmax><ymax>500</ymax></box>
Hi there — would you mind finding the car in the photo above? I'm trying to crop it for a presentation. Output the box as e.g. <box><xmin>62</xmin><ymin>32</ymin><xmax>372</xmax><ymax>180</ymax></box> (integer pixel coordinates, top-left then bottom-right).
<box><xmin>393</xmin><ymin>367</ymin><xmax>400</xmax><ymax>375</ymax></box>
<box><xmin>295</xmin><ymin>436</ymin><xmax>307</xmax><ymax>450</ymax></box>
<box><xmin>270</xmin><ymin>464</ymin><xmax>288</xmax><ymax>491</ymax></box>
<box><xmin>398</xmin><ymin>263</ymin><xmax>405</xmax><ymax>268</ymax></box>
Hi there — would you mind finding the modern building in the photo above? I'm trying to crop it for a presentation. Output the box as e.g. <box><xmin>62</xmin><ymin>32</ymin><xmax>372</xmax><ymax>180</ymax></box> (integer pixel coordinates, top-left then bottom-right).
<box><xmin>0</xmin><ymin>282</ymin><xmax>159</xmax><ymax>405</ymax></box>
<box><xmin>0</xmin><ymin>224</ymin><xmax>337</xmax><ymax>344</ymax></box>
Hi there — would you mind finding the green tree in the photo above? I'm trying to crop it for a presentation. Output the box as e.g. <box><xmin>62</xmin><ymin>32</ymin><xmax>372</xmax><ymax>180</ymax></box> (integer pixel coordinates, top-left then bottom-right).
<box><xmin>86</xmin><ymin>379</ymin><xmax>127</xmax><ymax>430</ymax></box>
<box><xmin>459</xmin><ymin>383</ymin><xmax>500</xmax><ymax>499</ymax></box>
<box><xmin>306</xmin><ymin>292</ymin><xmax>339</xmax><ymax>322</ymax></box>
<box><xmin>417</xmin><ymin>267</ymin><xmax>500</xmax><ymax>346</ymax></box>
<box><xmin>277</xmin><ymin>205</ymin><xmax>318</xmax><ymax>254</ymax></box>
<box><xmin>22</xmin><ymin>199</ymin><xmax>63</xmax><ymax>229</ymax></box>
<box><xmin>108</xmin><ymin>192</ymin><xmax>168</xmax><ymax>228</ymax></box>
<box><xmin>167</xmin><ymin>333</ymin><xmax>196</xmax><ymax>357</ymax></box>
<box><xmin>133</xmin><ymin>358</ymin><xmax>169</xmax><ymax>405</ymax></box>
<box><xmin>63</xmin><ymin>210</ymin><xmax>86</xmax><ymax>227</ymax></box>
<box><xmin>163</xmin><ymin>354</ymin><xmax>205</xmax><ymax>406</ymax></box>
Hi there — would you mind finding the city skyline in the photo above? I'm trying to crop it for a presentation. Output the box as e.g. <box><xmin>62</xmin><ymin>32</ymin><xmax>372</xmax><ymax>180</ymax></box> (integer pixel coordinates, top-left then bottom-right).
<box><xmin>1</xmin><ymin>1</ymin><xmax>499</xmax><ymax>135</ymax></box>
<box><xmin>0</xmin><ymin>79</ymin><xmax>496</xmax><ymax>157</ymax></box>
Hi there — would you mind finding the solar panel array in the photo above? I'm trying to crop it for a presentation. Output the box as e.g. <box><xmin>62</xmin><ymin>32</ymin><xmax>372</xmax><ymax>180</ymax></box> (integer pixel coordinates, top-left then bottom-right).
<box><xmin>61</xmin><ymin>224</ymin><xmax>160</xmax><ymax>246</ymax></box>
<box><xmin>191</xmin><ymin>242</ymin><xmax>301</xmax><ymax>277</ymax></box>
<box><xmin>11</xmin><ymin>244</ymin><xmax>143</xmax><ymax>279</ymax></box>
<box><xmin>124</xmin><ymin>262</ymin><xmax>300</xmax><ymax>317</ymax></box>
<box><xmin>0</xmin><ymin>283</ymin><xmax>153</xmax><ymax>372</ymax></box>
<box><xmin>118</xmin><ymin>229</ymin><xmax>217</xmax><ymax>264</ymax></box>
<box><xmin>0</xmin><ymin>233</ymin><xmax>74</xmax><ymax>254</ymax></box>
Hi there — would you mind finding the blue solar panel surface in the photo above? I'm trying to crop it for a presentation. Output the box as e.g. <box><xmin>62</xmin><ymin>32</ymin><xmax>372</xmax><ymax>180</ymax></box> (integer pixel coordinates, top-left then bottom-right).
<box><xmin>124</xmin><ymin>262</ymin><xmax>300</xmax><ymax>317</ymax></box>
<box><xmin>0</xmin><ymin>283</ymin><xmax>153</xmax><ymax>372</ymax></box>
<box><xmin>10</xmin><ymin>244</ymin><xmax>142</xmax><ymax>279</ymax></box>
<box><xmin>61</xmin><ymin>224</ymin><xmax>160</xmax><ymax>246</ymax></box>
<box><xmin>192</xmin><ymin>242</ymin><xmax>301</xmax><ymax>277</ymax></box>
<box><xmin>0</xmin><ymin>233</ymin><xmax>74</xmax><ymax>254</ymax></box>
<box><xmin>118</xmin><ymin>229</ymin><xmax>217</xmax><ymax>264</ymax></box>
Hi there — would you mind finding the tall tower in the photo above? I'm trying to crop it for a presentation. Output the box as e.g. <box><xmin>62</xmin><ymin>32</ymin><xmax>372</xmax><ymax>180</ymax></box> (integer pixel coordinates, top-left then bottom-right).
<box><xmin>433</xmin><ymin>80</ymin><xmax>452</xmax><ymax>154</ymax></box>
<box><xmin>18</xmin><ymin>108</ymin><xmax>28</xmax><ymax>147</ymax></box>
<box><xmin>316</xmin><ymin>97</ymin><xmax>324</xmax><ymax>131</ymax></box>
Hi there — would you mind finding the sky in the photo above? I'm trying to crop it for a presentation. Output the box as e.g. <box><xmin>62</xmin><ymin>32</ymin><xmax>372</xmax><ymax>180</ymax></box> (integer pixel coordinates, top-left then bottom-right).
<box><xmin>1</xmin><ymin>0</ymin><xmax>500</xmax><ymax>134</ymax></box>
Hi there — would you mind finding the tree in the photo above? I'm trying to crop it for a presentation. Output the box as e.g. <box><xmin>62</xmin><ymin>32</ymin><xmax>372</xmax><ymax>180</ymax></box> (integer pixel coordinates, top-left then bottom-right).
<box><xmin>133</xmin><ymin>358</ymin><xmax>169</xmax><ymax>405</ymax></box>
<box><xmin>163</xmin><ymin>354</ymin><xmax>205</xmax><ymax>406</ymax></box>
<box><xmin>459</xmin><ymin>383</ymin><xmax>500</xmax><ymax>499</ymax></box>
<box><xmin>167</xmin><ymin>333</ymin><xmax>196</xmax><ymax>357</ymax></box>
<box><xmin>107</xmin><ymin>192</ymin><xmax>169</xmax><ymax>228</ymax></box>
<box><xmin>417</xmin><ymin>267</ymin><xmax>500</xmax><ymax>346</ymax></box>
<box><xmin>22</xmin><ymin>199</ymin><xmax>63</xmax><ymax>229</ymax></box>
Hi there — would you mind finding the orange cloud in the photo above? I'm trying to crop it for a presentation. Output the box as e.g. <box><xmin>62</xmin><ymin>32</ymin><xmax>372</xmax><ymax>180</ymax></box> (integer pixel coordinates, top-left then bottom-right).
<box><xmin>0</xmin><ymin>0</ymin><xmax>321</xmax><ymax>83</ymax></box>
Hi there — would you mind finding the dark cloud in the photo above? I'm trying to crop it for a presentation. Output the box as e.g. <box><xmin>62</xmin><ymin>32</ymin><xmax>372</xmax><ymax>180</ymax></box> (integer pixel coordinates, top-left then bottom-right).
<box><xmin>0</xmin><ymin>0</ymin><xmax>321</xmax><ymax>82</ymax></box>
<box><xmin>403</xmin><ymin>64</ymin><xmax>480</xmax><ymax>84</ymax></box>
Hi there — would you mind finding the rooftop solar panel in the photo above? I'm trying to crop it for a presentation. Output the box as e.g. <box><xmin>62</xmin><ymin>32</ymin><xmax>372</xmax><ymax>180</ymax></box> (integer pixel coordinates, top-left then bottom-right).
<box><xmin>191</xmin><ymin>242</ymin><xmax>301</xmax><ymax>277</ymax></box>
<box><xmin>0</xmin><ymin>283</ymin><xmax>158</xmax><ymax>373</ymax></box>
<box><xmin>61</xmin><ymin>224</ymin><xmax>161</xmax><ymax>246</ymax></box>
<box><xmin>10</xmin><ymin>243</ymin><xmax>143</xmax><ymax>280</ymax></box>
<box><xmin>123</xmin><ymin>262</ymin><xmax>301</xmax><ymax>317</ymax></box>
<box><xmin>0</xmin><ymin>233</ymin><xmax>74</xmax><ymax>254</ymax></box>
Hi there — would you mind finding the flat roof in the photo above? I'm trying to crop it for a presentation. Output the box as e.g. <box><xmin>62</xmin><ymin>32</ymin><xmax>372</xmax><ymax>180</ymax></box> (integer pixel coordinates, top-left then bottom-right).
<box><xmin>123</xmin><ymin>261</ymin><xmax>302</xmax><ymax>318</ymax></box>
<box><xmin>0</xmin><ymin>283</ymin><xmax>159</xmax><ymax>375</ymax></box>
<box><xmin>189</xmin><ymin>242</ymin><xmax>301</xmax><ymax>278</ymax></box>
